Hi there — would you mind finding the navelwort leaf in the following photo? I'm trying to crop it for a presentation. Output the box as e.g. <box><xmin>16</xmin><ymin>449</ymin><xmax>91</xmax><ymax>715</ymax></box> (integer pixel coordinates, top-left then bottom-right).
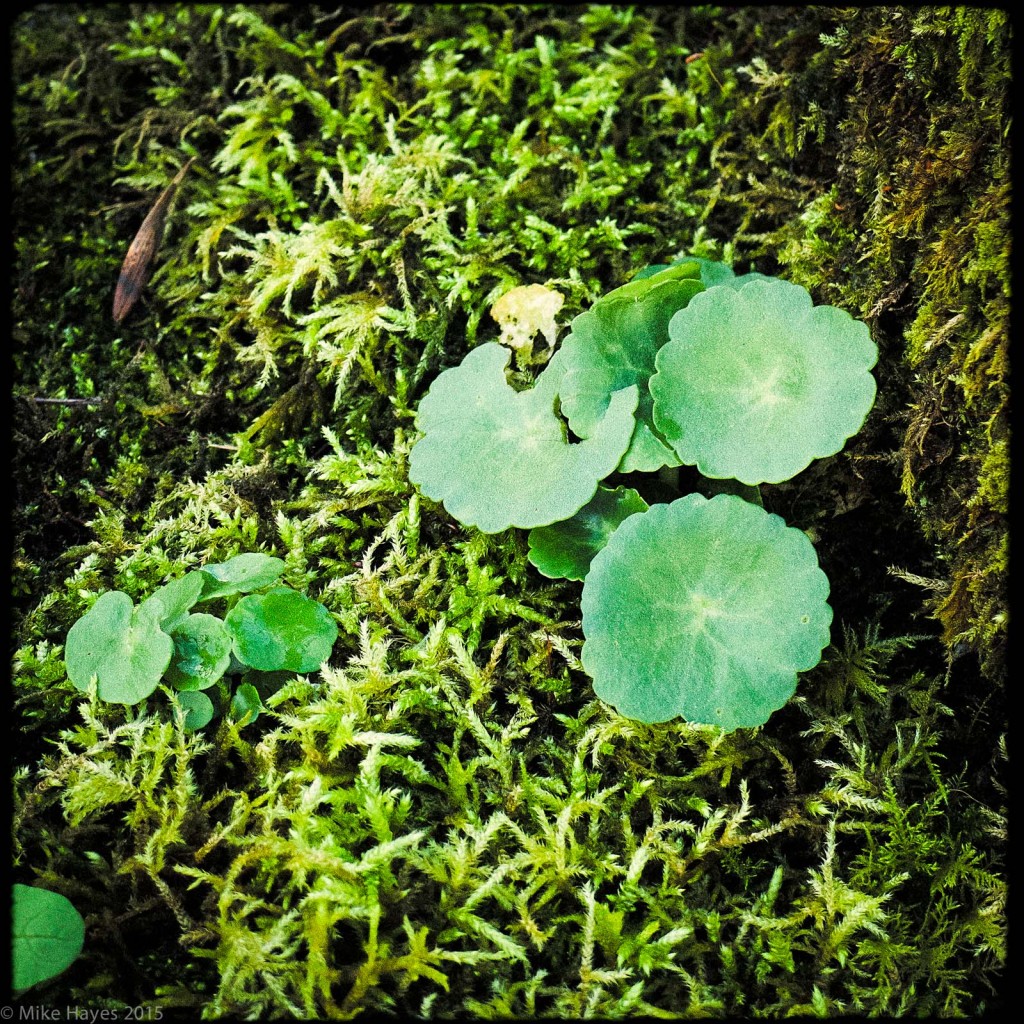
<box><xmin>650</xmin><ymin>277</ymin><xmax>878</xmax><ymax>485</ymax></box>
<box><xmin>65</xmin><ymin>591</ymin><xmax>173</xmax><ymax>704</ymax></box>
<box><xmin>165</xmin><ymin>612</ymin><xmax>233</xmax><ymax>690</ymax></box>
<box><xmin>230</xmin><ymin>682</ymin><xmax>263</xmax><ymax>726</ymax></box>
<box><xmin>408</xmin><ymin>342</ymin><xmax>638</xmax><ymax>532</ymax></box>
<box><xmin>199</xmin><ymin>552</ymin><xmax>286</xmax><ymax>599</ymax></box>
<box><xmin>176</xmin><ymin>689</ymin><xmax>215</xmax><ymax>731</ymax></box>
<box><xmin>225</xmin><ymin>586</ymin><xmax>339</xmax><ymax>672</ymax></box>
<box><xmin>12</xmin><ymin>884</ymin><xmax>86</xmax><ymax>991</ymax></box>
<box><xmin>138</xmin><ymin>571</ymin><xmax>205</xmax><ymax>633</ymax></box>
<box><xmin>527</xmin><ymin>484</ymin><xmax>649</xmax><ymax>581</ymax></box>
<box><xmin>557</xmin><ymin>261</ymin><xmax>704</xmax><ymax>473</ymax></box>
<box><xmin>581</xmin><ymin>493</ymin><xmax>832</xmax><ymax>731</ymax></box>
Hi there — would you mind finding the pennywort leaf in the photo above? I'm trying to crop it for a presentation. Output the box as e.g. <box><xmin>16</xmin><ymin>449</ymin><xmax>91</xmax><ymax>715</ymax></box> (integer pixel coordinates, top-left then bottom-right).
<box><xmin>176</xmin><ymin>690</ymin><xmax>216</xmax><ymax>731</ymax></box>
<box><xmin>409</xmin><ymin>343</ymin><xmax>638</xmax><ymax>532</ymax></box>
<box><xmin>225</xmin><ymin>587</ymin><xmax>338</xmax><ymax>672</ymax></box>
<box><xmin>527</xmin><ymin>484</ymin><xmax>648</xmax><ymax>580</ymax></box>
<box><xmin>581</xmin><ymin>493</ymin><xmax>832</xmax><ymax>730</ymax></box>
<box><xmin>199</xmin><ymin>552</ymin><xmax>286</xmax><ymax>599</ymax></box>
<box><xmin>12</xmin><ymin>884</ymin><xmax>86</xmax><ymax>991</ymax></box>
<box><xmin>558</xmin><ymin>262</ymin><xmax>704</xmax><ymax>473</ymax></box>
<box><xmin>166</xmin><ymin>612</ymin><xmax>233</xmax><ymax>690</ymax></box>
<box><xmin>65</xmin><ymin>591</ymin><xmax>173</xmax><ymax>704</ymax></box>
<box><xmin>137</xmin><ymin>571</ymin><xmax>205</xmax><ymax>633</ymax></box>
<box><xmin>650</xmin><ymin>278</ymin><xmax>878</xmax><ymax>485</ymax></box>
<box><xmin>230</xmin><ymin>682</ymin><xmax>263</xmax><ymax>726</ymax></box>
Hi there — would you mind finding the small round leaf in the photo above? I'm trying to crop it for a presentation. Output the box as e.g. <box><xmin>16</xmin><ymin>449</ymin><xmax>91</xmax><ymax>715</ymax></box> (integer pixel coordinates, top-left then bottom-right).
<box><xmin>177</xmin><ymin>690</ymin><xmax>215</xmax><ymax>731</ymax></box>
<box><xmin>12</xmin><ymin>884</ymin><xmax>85</xmax><ymax>990</ymax></box>
<box><xmin>166</xmin><ymin>612</ymin><xmax>233</xmax><ymax>690</ymax></box>
<box><xmin>230</xmin><ymin>682</ymin><xmax>263</xmax><ymax>726</ymax></box>
<box><xmin>225</xmin><ymin>587</ymin><xmax>338</xmax><ymax>672</ymax></box>
<box><xmin>650</xmin><ymin>278</ymin><xmax>878</xmax><ymax>485</ymax></box>
<box><xmin>65</xmin><ymin>591</ymin><xmax>173</xmax><ymax>704</ymax></box>
<box><xmin>581</xmin><ymin>493</ymin><xmax>832</xmax><ymax>731</ymax></box>
<box><xmin>199</xmin><ymin>553</ymin><xmax>286</xmax><ymax>599</ymax></box>
<box><xmin>528</xmin><ymin>485</ymin><xmax>649</xmax><ymax>581</ymax></box>
<box><xmin>409</xmin><ymin>343</ymin><xmax>638</xmax><ymax>532</ymax></box>
<box><xmin>137</xmin><ymin>572</ymin><xmax>205</xmax><ymax>633</ymax></box>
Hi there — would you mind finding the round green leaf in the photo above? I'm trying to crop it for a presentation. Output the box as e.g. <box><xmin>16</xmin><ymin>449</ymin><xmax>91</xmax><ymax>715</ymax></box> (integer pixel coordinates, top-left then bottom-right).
<box><xmin>177</xmin><ymin>690</ymin><xmax>215</xmax><ymax>731</ymax></box>
<box><xmin>199</xmin><ymin>553</ymin><xmax>286</xmax><ymax>599</ymax></box>
<box><xmin>65</xmin><ymin>591</ymin><xmax>173</xmax><ymax>704</ymax></box>
<box><xmin>230</xmin><ymin>682</ymin><xmax>263</xmax><ymax>726</ymax></box>
<box><xmin>225</xmin><ymin>587</ymin><xmax>338</xmax><ymax>672</ymax></box>
<box><xmin>650</xmin><ymin>278</ymin><xmax>878</xmax><ymax>485</ymax></box>
<box><xmin>409</xmin><ymin>342</ymin><xmax>638</xmax><ymax>532</ymax></box>
<box><xmin>558</xmin><ymin>266</ymin><xmax>704</xmax><ymax>473</ymax></box>
<box><xmin>166</xmin><ymin>612</ymin><xmax>233</xmax><ymax>690</ymax></box>
<box><xmin>528</xmin><ymin>485</ymin><xmax>649</xmax><ymax>581</ymax></box>
<box><xmin>581</xmin><ymin>493</ymin><xmax>832</xmax><ymax>731</ymax></box>
<box><xmin>12</xmin><ymin>884</ymin><xmax>85</xmax><ymax>990</ymax></box>
<box><xmin>137</xmin><ymin>572</ymin><xmax>205</xmax><ymax>633</ymax></box>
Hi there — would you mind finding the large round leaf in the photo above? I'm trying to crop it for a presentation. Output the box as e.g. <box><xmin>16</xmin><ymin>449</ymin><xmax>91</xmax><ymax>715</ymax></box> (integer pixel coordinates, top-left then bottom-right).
<box><xmin>528</xmin><ymin>484</ymin><xmax>648</xmax><ymax>581</ymax></box>
<box><xmin>65</xmin><ymin>591</ymin><xmax>173</xmax><ymax>704</ymax></box>
<box><xmin>409</xmin><ymin>342</ymin><xmax>638</xmax><ymax>533</ymax></box>
<box><xmin>12</xmin><ymin>884</ymin><xmax>85</xmax><ymax>990</ymax></box>
<box><xmin>558</xmin><ymin>263</ymin><xmax>704</xmax><ymax>473</ymax></box>
<box><xmin>225</xmin><ymin>587</ymin><xmax>338</xmax><ymax>672</ymax></box>
<box><xmin>581</xmin><ymin>493</ymin><xmax>832</xmax><ymax>730</ymax></box>
<box><xmin>650</xmin><ymin>278</ymin><xmax>878</xmax><ymax>485</ymax></box>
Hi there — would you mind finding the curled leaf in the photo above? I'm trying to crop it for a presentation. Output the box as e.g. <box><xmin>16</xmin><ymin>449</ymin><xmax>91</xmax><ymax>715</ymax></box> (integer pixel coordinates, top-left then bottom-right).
<box><xmin>557</xmin><ymin>262</ymin><xmax>704</xmax><ymax>473</ymax></box>
<box><xmin>528</xmin><ymin>484</ymin><xmax>648</xmax><ymax>580</ymax></box>
<box><xmin>409</xmin><ymin>343</ymin><xmax>638</xmax><ymax>533</ymax></box>
<box><xmin>230</xmin><ymin>682</ymin><xmax>263</xmax><ymax>726</ymax></box>
<box><xmin>113</xmin><ymin>157</ymin><xmax>194</xmax><ymax>324</ymax></box>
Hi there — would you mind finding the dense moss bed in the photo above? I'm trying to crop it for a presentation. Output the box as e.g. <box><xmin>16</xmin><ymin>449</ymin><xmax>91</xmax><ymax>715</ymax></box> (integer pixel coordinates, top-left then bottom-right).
<box><xmin>11</xmin><ymin>5</ymin><xmax>1007</xmax><ymax>1017</ymax></box>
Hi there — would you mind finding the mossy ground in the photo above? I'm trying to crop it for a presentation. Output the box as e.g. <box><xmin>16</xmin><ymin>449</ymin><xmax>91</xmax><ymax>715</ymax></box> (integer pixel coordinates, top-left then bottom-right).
<box><xmin>11</xmin><ymin>5</ymin><xmax>1007</xmax><ymax>1017</ymax></box>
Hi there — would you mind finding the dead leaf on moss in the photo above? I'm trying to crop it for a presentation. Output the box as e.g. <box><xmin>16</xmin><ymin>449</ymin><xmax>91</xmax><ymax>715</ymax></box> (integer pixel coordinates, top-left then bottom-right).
<box><xmin>490</xmin><ymin>284</ymin><xmax>564</xmax><ymax>362</ymax></box>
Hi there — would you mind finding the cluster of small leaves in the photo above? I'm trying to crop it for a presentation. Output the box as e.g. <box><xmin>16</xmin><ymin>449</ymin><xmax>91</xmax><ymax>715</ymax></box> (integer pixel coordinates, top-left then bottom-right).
<box><xmin>15</xmin><ymin>530</ymin><xmax>1006</xmax><ymax>1016</ymax></box>
<box><xmin>409</xmin><ymin>257</ymin><xmax>876</xmax><ymax>730</ymax></box>
<box><xmin>64</xmin><ymin>553</ymin><xmax>337</xmax><ymax>732</ymax></box>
